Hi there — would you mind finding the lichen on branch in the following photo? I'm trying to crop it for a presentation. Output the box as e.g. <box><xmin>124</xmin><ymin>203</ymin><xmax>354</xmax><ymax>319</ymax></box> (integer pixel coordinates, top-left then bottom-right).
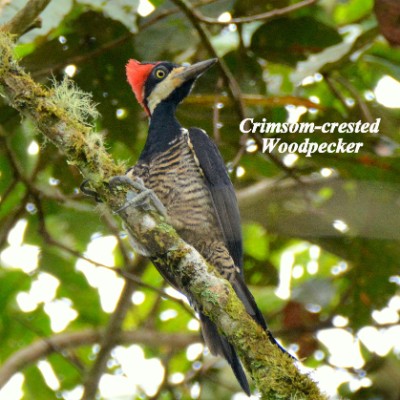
<box><xmin>0</xmin><ymin>32</ymin><xmax>123</xmax><ymax>190</ymax></box>
<box><xmin>49</xmin><ymin>76</ymin><xmax>100</xmax><ymax>126</ymax></box>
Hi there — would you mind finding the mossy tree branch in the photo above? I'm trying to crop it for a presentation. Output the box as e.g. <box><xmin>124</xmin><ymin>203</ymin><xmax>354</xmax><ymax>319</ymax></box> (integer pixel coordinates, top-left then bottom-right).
<box><xmin>0</xmin><ymin>32</ymin><xmax>326</xmax><ymax>399</ymax></box>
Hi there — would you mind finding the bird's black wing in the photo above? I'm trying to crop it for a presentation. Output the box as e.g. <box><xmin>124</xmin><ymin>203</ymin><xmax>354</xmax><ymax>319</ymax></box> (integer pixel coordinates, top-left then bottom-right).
<box><xmin>188</xmin><ymin>128</ymin><xmax>289</xmax><ymax>385</ymax></box>
<box><xmin>188</xmin><ymin>128</ymin><xmax>243</xmax><ymax>271</ymax></box>
<box><xmin>188</xmin><ymin>128</ymin><xmax>270</xmax><ymax>329</ymax></box>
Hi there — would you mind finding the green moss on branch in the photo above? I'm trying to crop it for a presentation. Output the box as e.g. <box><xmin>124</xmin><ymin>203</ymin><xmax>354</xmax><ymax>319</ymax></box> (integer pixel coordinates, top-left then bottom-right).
<box><xmin>0</xmin><ymin>32</ymin><xmax>124</xmax><ymax>193</ymax></box>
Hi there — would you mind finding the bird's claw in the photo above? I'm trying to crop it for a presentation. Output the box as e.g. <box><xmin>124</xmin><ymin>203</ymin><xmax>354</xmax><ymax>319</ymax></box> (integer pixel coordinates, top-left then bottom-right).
<box><xmin>108</xmin><ymin>175</ymin><xmax>166</xmax><ymax>217</ymax></box>
<box><xmin>80</xmin><ymin>179</ymin><xmax>103</xmax><ymax>203</ymax></box>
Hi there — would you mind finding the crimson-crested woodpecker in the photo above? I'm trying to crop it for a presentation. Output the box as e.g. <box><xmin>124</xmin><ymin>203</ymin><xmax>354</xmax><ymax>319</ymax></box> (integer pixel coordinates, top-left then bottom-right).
<box><xmin>124</xmin><ymin>58</ymin><xmax>286</xmax><ymax>395</ymax></box>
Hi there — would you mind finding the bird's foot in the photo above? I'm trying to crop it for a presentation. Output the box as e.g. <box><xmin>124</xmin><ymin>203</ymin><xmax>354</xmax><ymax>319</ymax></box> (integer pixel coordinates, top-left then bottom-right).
<box><xmin>108</xmin><ymin>175</ymin><xmax>166</xmax><ymax>217</ymax></box>
<box><xmin>80</xmin><ymin>179</ymin><xmax>103</xmax><ymax>203</ymax></box>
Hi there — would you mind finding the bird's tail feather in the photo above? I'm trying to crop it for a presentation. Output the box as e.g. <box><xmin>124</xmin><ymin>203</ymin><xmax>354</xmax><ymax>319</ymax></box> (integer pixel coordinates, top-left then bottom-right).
<box><xmin>231</xmin><ymin>274</ymin><xmax>290</xmax><ymax>355</ymax></box>
<box><xmin>199</xmin><ymin>313</ymin><xmax>251</xmax><ymax>396</ymax></box>
<box><xmin>231</xmin><ymin>274</ymin><xmax>267</xmax><ymax>329</ymax></box>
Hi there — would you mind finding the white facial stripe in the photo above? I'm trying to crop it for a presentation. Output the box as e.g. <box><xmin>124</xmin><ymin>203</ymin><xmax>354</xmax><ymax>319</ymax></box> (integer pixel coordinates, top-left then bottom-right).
<box><xmin>147</xmin><ymin>67</ymin><xmax>185</xmax><ymax>114</ymax></box>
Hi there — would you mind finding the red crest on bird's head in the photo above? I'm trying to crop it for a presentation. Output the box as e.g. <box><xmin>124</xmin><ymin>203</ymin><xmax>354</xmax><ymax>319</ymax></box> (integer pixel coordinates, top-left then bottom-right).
<box><xmin>126</xmin><ymin>59</ymin><xmax>157</xmax><ymax>114</ymax></box>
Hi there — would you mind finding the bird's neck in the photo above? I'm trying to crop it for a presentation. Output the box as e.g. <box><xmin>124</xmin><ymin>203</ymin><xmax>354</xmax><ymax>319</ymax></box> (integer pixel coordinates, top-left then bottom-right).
<box><xmin>140</xmin><ymin>101</ymin><xmax>182</xmax><ymax>161</ymax></box>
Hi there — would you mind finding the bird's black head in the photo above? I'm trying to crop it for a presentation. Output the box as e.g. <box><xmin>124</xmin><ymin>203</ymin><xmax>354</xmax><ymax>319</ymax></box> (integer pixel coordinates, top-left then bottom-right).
<box><xmin>126</xmin><ymin>59</ymin><xmax>217</xmax><ymax>117</ymax></box>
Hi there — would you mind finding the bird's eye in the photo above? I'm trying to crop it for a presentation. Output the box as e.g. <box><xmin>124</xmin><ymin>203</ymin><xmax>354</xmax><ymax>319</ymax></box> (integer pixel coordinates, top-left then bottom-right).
<box><xmin>155</xmin><ymin>68</ymin><xmax>166</xmax><ymax>79</ymax></box>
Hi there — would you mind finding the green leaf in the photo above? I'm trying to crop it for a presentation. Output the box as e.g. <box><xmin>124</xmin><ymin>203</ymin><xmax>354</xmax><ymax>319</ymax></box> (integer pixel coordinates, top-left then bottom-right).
<box><xmin>251</xmin><ymin>17</ymin><xmax>342</xmax><ymax>66</ymax></box>
<box><xmin>134</xmin><ymin>12</ymin><xmax>198</xmax><ymax>61</ymax></box>
<box><xmin>333</xmin><ymin>0</ymin><xmax>373</xmax><ymax>24</ymax></box>
<box><xmin>80</xmin><ymin>0</ymin><xmax>139</xmax><ymax>32</ymax></box>
<box><xmin>0</xmin><ymin>269</ymin><xmax>31</xmax><ymax>311</ymax></box>
<box><xmin>14</xmin><ymin>42</ymin><xmax>37</xmax><ymax>59</ymax></box>
<box><xmin>48</xmin><ymin>352</ymin><xmax>82</xmax><ymax>390</ymax></box>
<box><xmin>0</xmin><ymin>306</ymin><xmax>52</xmax><ymax>362</ymax></box>
<box><xmin>291</xmin><ymin>26</ymin><xmax>378</xmax><ymax>83</ymax></box>
<box><xmin>0</xmin><ymin>181</ymin><xmax>26</xmax><ymax>220</ymax></box>
<box><xmin>24</xmin><ymin>365</ymin><xmax>57</xmax><ymax>400</ymax></box>
<box><xmin>149</xmin><ymin>0</ymin><xmax>165</xmax><ymax>7</ymax></box>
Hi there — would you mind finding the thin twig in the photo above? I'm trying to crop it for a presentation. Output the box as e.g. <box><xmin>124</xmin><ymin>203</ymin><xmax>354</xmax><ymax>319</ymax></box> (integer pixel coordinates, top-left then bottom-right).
<box><xmin>185</xmin><ymin>94</ymin><xmax>322</xmax><ymax>109</ymax></box>
<box><xmin>168</xmin><ymin>0</ymin><xmax>245</xmax><ymax>121</ymax></box>
<box><xmin>323</xmin><ymin>73</ymin><xmax>350</xmax><ymax>116</ymax></box>
<box><xmin>28</xmin><ymin>0</ymin><xmax>216</xmax><ymax>78</ymax></box>
<box><xmin>0</xmin><ymin>179</ymin><xmax>18</xmax><ymax>207</ymax></box>
<box><xmin>333</xmin><ymin>74</ymin><xmax>374</xmax><ymax>124</ymax></box>
<box><xmin>121</xmin><ymin>270</ymin><xmax>195</xmax><ymax>317</ymax></box>
<box><xmin>139</xmin><ymin>0</ymin><xmax>217</xmax><ymax>30</ymax></box>
<box><xmin>140</xmin><ymin>284</ymin><xmax>167</xmax><ymax>330</ymax></box>
<box><xmin>193</xmin><ymin>0</ymin><xmax>318</xmax><ymax>25</ymax></box>
<box><xmin>31</xmin><ymin>32</ymin><xmax>133</xmax><ymax>79</ymax></box>
<box><xmin>2</xmin><ymin>135</ymin><xmax>40</xmax><ymax>196</ymax></box>
<box><xmin>256</xmin><ymin>133</ymin><xmax>302</xmax><ymax>179</ymax></box>
<box><xmin>0</xmin><ymin>131</ymin><xmax>86</xmax><ymax>209</ymax></box>
<box><xmin>236</xmin><ymin>175</ymin><xmax>338</xmax><ymax>206</ymax></box>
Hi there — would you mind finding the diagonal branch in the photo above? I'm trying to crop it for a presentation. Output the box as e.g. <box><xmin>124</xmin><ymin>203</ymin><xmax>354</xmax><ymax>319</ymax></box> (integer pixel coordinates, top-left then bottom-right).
<box><xmin>0</xmin><ymin>328</ymin><xmax>199</xmax><ymax>390</ymax></box>
<box><xmin>192</xmin><ymin>0</ymin><xmax>318</xmax><ymax>25</ymax></box>
<box><xmin>0</xmin><ymin>31</ymin><xmax>326</xmax><ymax>399</ymax></box>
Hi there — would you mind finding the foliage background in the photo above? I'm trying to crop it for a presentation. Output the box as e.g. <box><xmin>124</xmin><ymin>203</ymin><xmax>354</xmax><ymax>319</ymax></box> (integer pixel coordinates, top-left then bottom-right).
<box><xmin>0</xmin><ymin>0</ymin><xmax>400</xmax><ymax>399</ymax></box>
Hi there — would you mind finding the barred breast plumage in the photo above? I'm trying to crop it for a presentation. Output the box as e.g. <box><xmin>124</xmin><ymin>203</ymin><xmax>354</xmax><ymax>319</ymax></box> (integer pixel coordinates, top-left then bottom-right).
<box><xmin>128</xmin><ymin>130</ymin><xmax>237</xmax><ymax>282</ymax></box>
